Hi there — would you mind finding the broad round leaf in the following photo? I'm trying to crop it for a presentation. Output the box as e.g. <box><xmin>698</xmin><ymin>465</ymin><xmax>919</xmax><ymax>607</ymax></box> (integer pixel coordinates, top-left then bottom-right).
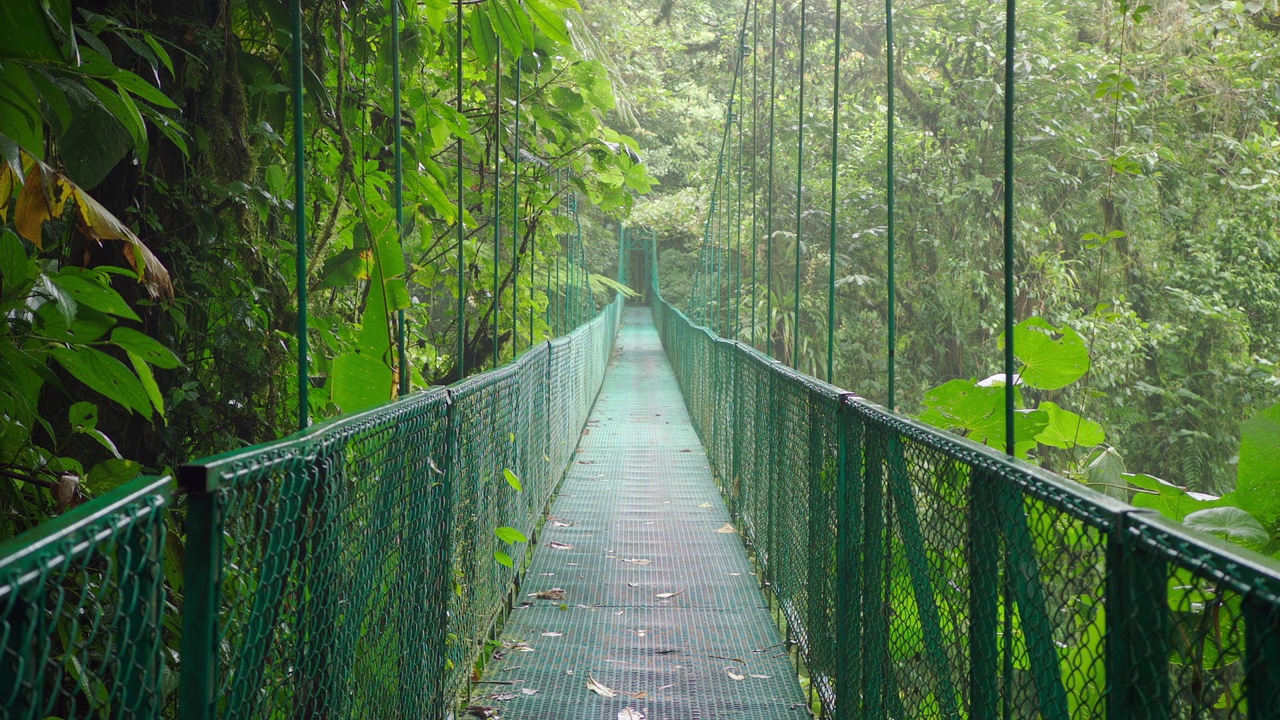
<box><xmin>1035</xmin><ymin>401</ymin><xmax>1105</xmax><ymax>449</ymax></box>
<box><xmin>1008</xmin><ymin>317</ymin><xmax>1089</xmax><ymax>390</ymax></box>
<box><xmin>1183</xmin><ymin>506</ymin><xmax>1269</xmax><ymax>547</ymax></box>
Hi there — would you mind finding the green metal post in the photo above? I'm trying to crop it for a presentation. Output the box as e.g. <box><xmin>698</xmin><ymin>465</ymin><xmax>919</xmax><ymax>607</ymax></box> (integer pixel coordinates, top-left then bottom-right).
<box><xmin>292</xmin><ymin>0</ymin><xmax>309</xmax><ymax>429</ymax></box>
<box><xmin>177</xmin><ymin>483</ymin><xmax>222</xmax><ymax>720</ymax></box>
<box><xmin>1245</xmin><ymin>594</ymin><xmax>1280</xmax><ymax>720</ymax></box>
<box><xmin>393</xmin><ymin>0</ymin><xmax>408</xmax><ymax>395</ymax></box>
<box><xmin>1105</xmin><ymin>511</ymin><xmax>1170</xmax><ymax>720</ymax></box>
<box><xmin>793</xmin><ymin>0</ymin><xmax>806</xmax><ymax>371</ymax></box>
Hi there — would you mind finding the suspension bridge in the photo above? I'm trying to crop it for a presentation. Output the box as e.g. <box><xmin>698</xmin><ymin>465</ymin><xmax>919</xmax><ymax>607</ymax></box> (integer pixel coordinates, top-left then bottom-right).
<box><xmin>5</xmin><ymin>0</ymin><xmax>1280</xmax><ymax>717</ymax></box>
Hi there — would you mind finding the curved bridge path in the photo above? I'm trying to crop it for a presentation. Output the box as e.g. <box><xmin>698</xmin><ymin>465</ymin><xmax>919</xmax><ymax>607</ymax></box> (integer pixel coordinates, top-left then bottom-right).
<box><xmin>472</xmin><ymin>306</ymin><xmax>809</xmax><ymax>720</ymax></box>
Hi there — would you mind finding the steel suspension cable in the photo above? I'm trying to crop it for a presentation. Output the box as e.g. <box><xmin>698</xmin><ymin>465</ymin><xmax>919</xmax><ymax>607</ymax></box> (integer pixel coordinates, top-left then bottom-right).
<box><xmin>750</xmin><ymin>0</ymin><xmax>759</xmax><ymax>348</ymax></box>
<box><xmin>1003</xmin><ymin>0</ymin><xmax>1017</xmax><ymax>455</ymax></box>
<box><xmin>393</xmin><ymin>0</ymin><xmax>408</xmax><ymax>394</ymax></box>
<box><xmin>492</xmin><ymin>40</ymin><xmax>502</xmax><ymax>370</ymax></box>
<box><xmin>455</xmin><ymin>0</ymin><xmax>466</xmax><ymax>379</ymax></box>
<box><xmin>765</xmin><ymin>0</ymin><xmax>777</xmax><ymax>358</ymax></box>
<box><xmin>792</xmin><ymin>0</ymin><xmax>806</xmax><ymax>370</ymax></box>
<box><xmin>735</xmin><ymin>38</ymin><xmax>745</xmax><ymax>340</ymax></box>
<box><xmin>291</xmin><ymin>0</ymin><xmax>308</xmax><ymax>430</ymax></box>
<box><xmin>826</xmin><ymin>0</ymin><xmax>842</xmax><ymax>383</ymax></box>
<box><xmin>886</xmin><ymin>0</ymin><xmax>897</xmax><ymax>409</ymax></box>
<box><xmin>512</xmin><ymin>58</ymin><xmax>522</xmax><ymax>352</ymax></box>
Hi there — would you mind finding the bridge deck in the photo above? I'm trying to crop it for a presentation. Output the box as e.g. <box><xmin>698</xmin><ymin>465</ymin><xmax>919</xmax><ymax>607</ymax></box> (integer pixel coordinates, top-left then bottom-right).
<box><xmin>472</xmin><ymin>306</ymin><xmax>809</xmax><ymax>720</ymax></box>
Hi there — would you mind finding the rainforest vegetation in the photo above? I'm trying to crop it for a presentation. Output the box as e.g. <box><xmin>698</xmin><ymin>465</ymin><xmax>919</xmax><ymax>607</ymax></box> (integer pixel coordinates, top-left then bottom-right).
<box><xmin>1</xmin><ymin>0</ymin><xmax>1279</xmax><ymax>549</ymax></box>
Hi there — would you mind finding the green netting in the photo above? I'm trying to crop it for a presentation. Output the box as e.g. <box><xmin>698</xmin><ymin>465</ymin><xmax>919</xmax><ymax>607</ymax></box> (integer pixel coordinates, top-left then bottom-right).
<box><xmin>652</xmin><ymin>271</ymin><xmax>1280</xmax><ymax>720</ymax></box>
<box><xmin>1</xmin><ymin>476</ymin><xmax>172</xmax><ymax>719</ymax></box>
<box><xmin>0</xmin><ymin>298</ymin><xmax>620</xmax><ymax>720</ymax></box>
<box><xmin>176</xmin><ymin>296</ymin><xmax>622</xmax><ymax>719</ymax></box>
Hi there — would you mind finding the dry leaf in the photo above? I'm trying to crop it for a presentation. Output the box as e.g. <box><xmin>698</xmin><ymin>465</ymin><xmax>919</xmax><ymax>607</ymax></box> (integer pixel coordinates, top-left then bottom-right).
<box><xmin>587</xmin><ymin>675</ymin><xmax>617</xmax><ymax>698</ymax></box>
<box><xmin>541</xmin><ymin>632</ymin><xmax>563</xmax><ymax>637</ymax></box>
<box><xmin>521</xmin><ymin>688</ymin><xmax>538</xmax><ymax>695</ymax></box>
<box><xmin>658</xmin><ymin>683</ymin><xmax>675</xmax><ymax>690</ymax></box>
<box><xmin>550</xmin><ymin>517</ymin><xmax>574</xmax><ymax>527</ymax></box>
<box><xmin>622</xmin><ymin>558</ymin><xmax>651</xmax><ymax>565</ymax></box>
<box><xmin>725</xmin><ymin>668</ymin><xmax>745</xmax><ymax>681</ymax></box>
<box><xmin>508</xmin><ymin>642</ymin><xmax>535</xmax><ymax>653</ymax></box>
<box><xmin>466</xmin><ymin>706</ymin><xmax>498</xmax><ymax>718</ymax></box>
<box><xmin>715</xmin><ymin>523</ymin><xmax>737</xmax><ymax>534</ymax></box>
<box><xmin>625</xmin><ymin>691</ymin><xmax>648</xmax><ymax>699</ymax></box>
<box><xmin>655</xmin><ymin>590</ymin><xmax>684</xmax><ymax>599</ymax></box>
<box><xmin>636</xmin><ymin>630</ymin><xmax>647</xmax><ymax>637</ymax></box>
<box><xmin>697</xmin><ymin>502</ymin><xmax>713</xmax><ymax>508</ymax></box>
<box><xmin>618</xmin><ymin>708</ymin><xmax>646</xmax><ymax>720</ymax></box>
<box><xmin>750</xmin><ymin>674</ymin><xmax>772</xmax><ymax>679</ymax></box>
<box><xmin>488</xmin><ymin>692</ymin><xmax>516</xmax><ymax>701</ymax></box>
<box><xmin>528</xmin><ymin>588</ymin><xmax>566</xmax><ymax>601</ymax></box>
<box><xmin>549</xmin><ymin>541</ymin><xmax>575</xmax><ymax>550</ymax></box>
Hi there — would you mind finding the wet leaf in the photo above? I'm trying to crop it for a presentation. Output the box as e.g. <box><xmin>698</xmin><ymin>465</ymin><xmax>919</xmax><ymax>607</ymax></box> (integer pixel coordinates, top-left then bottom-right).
<box><xmin>540</xmin><ymin>632</ymin><xmax>562</xmax><ymax>637</ymax></box>
<box><xmin>725</xmin><ymin>667</ymin><xmax>745</xmax><ymax>680</ymax></box>
<box><xmin>618</xmin><ymin>708</ymin><xmax>645</xmax><ymax>720</ymax></box>
<box><xmin>488</xmin><ymin>692</ymin><xmax>516</xmax><ymax>701</ymax></box>
<box><xmin>549</xmin><ymin>540</ymin><xmax>574</xmax><ymax>550</ymax></box>
<box><xmin>655</xmin><ymin>590</ymin><xmax>684</xmax><ymax>599</ymax></box>
<box><xmin>529</xmin><ymin>588</ymin><xmax>566</xmax><ymax>601</ymax></box>
<box><xmin>587</xmin><ymin>675</ymin><xmax>617</xmax><ymax>698</ymax></box>
<box><xmin>521</xmin><ymin>688</ymin><xmax>538</xmax><ymax>695</ymax></box>
<box><xmin>621</xmin><ymin>558</ymin><xmax>651</xmax><ymax>565</ymax></box>
<box><xmin>550</xmin><ymin>516</ymin><xmax>574</xmax><ymax>527</ymax></box>
<box><xmin>750</xmin><ymin>674</ymin><xmax>772</xmax><ymax>679</ymax></box>
<box><xmin>714</xmin><ymin>523</ymin><xmax>736</xmax><ymax>534</ymax></box>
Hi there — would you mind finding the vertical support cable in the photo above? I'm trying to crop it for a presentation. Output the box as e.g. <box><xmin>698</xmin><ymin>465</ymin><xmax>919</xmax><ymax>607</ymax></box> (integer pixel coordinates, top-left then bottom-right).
<box><xmin>792</xmin><ymin>0</ymin><xmax>806</xmax><ymax>370</ymax></box>
<box><xmin>885</xmin><ymin>0</ymin><xmax>897</xmax><ymax>410</ymax></box>
<box><xmin>735</xmin><ymin>36</ymin><xmax>746</xmax><ymax>340</ymax></box>
<box><xmin>827</xmin><ymin>0</ymin><xmax>842</xmax><ymax>383</ymax></box>
<box><xmin>392</xmin><ymin>0</ymin><xmax>408</xmax><ymax>395</ymax></box>
<box><xmin>291</xmin><ymin>0</ymin><xmax>309</xmax><ymax>429</ymax></box>
<box><xmin>455</xmin><ymin>0</ymin><xmax>467</xmax><ymax>380</ymax></box>
<box><xmin>513</xmin><ymin>58</ymin><xmax>522</xmax><ymax>350</ymax></box>
<box><xmin>491</xmin><ymin>40</ymin><xmax>502</xmax><ymax>369</ymax></box>
<box><xmin>1003</xmin><ymin>0</ymin><xmax>1017</xmax><ymax>454</ymax></box>
<box><xmin>750</xmin><ymin>0</ymin><xmax>759</xmax><ymax>347</ymax></box>
<box><xmin>765</xmin><ymin>0</ymin><xmax>777</xmax><ymax>358</ymax></box>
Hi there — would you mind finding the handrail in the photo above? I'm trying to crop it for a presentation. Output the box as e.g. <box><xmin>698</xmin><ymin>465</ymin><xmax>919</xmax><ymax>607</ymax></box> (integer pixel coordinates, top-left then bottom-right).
<box><xmin>650</xmin><ymin>270</ymin><xmax>1280</xmax><ymax>720</ymax></box>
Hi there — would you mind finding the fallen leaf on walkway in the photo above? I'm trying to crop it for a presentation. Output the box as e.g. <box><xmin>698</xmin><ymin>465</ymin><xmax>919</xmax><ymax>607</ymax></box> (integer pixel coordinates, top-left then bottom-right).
<box><xmin>655</xmin><ymin>590</ymin><xmax>684</xmax><ymax>599</ymax></box>
<box><xmin>466</xmin><ymin>705</ymin><xmax>498</xmax><ymax>718</ymax></box>
<box><xmin>541</xmin><ymin>632</ymin><xmax>563</xmax><ymax>637</ymax></box>
<box><xmin>549</xmin><ymin>541</ymin><xmax>575</xmax><ymax>550</ymax></box>
<box><xmin>680</xmin><ymin>449</ymin><xmax>692</xmax><ymax>453</ymax></box>
<box><xmin>550</xmin><ymin>517</ymin><xmax>574</xmax><ymax>527</ymax></box>
<box><xmin>636</xmin><ymin>630</ymin><xmax>647</xmax><ymax>637</ymax></box>
<box><xmin>587</xmin><ymin>676</ymin><xmax>617</xmax><ymax>698</ymax></box>
<box><xmin>715</xmin><ymin>523</ymin><xmax>737</xmax><ymax>534</ymax></box>
<box><xmin>627</xmin><ymin>583</ymin><xmax>638</xmax><ymax>588</ymax></box>
<box><xmin>658</xmin><ymin>683</ymin><xmax>675</xmax><ymax>690</ymax></box>
<box><xmin>521</xmin><ymin>688</ymin><xmax>538</xmax><ymax>695</ymax></box>
<box><xmin>489</xmin><ymin>692</ymin><xmax>516</xmax><ymax>701</ymax></box>
<box><xmin>625</xmin><ymin>690</ymin><xmax>648</xmax><ymax>699</ymax></box>
<box><xmin>750</xmin><ymin>674</ymin><xmax>772</xmax><ymax>679</ymax></box>
<box><xmin>621</xmin><ymin>558</ymin><xmax>651</xmax><ymax>565</ymax></box>
<box><xmin>725</xmin><ymin>668</ymin><xmax>745</xmax><ymax>681</ymax></box>
<box><xmin>529</xmin><ymin>588</ymin><xmax>566</xmax><ymax>601</ymax></box>
<box><xmin>697</xmin><ymin>502</ymin><xmax>713</xmax><ymax>508</ymax></box>
<box><xmin>619</xmin><ymin>708</ymin><xmax>645</xmax><ymax>720</ymax></box>
<box><xmin>511</xmin><ymin>643</ymin><xmax>535</xmax><ymax>653</ymax></box>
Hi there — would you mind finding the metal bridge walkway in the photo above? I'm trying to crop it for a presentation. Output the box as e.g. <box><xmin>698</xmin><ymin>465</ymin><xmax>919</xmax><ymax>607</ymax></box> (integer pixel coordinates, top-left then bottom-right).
<box><xmin>473</xmin><ymin>306</ymin><xmax>808</xmax><ymax>720</ymax></box>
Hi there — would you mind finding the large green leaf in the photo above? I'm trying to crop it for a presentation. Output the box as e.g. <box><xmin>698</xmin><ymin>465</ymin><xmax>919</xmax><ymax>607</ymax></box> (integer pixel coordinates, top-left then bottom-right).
<box><xmin>525</xmin><ymin>0</ymin><xmax>571</xmax><ymax>45</ymax></box>
<box><xmin>49</xmin><ymin>269</ymin><xmax>140</xmax><ymax>321</ymax></box>
<box><xmin>86</xmin><ymin>458</ymin><xmax>142</xmax><ymax>494</ymax></box>
<box><xmin>110</xmin><ymin>326</ymin><xmax>181</xmax><ymax>369</ymax></box>
<box><xmin>0</xmin><ymin>0</ymin><xmax>64</xmax><ymax>63</ymax></box>
<box><xmin>49</xmin><ymin>345</ymin><xmax>152</xmax><ymax>419</ymax></box>
<box><xmin>917</xmin><ymin>378</ymin><xmax>1042</xmax><ymax>455</ymax></box>
<box><xmin>1183</xmin><ymin>507</ymin><xmax>1270</xmax><ymax>547</ymax></box>
<box><xmin>1234</xmin><ymin>402</ymin><xmax>1280</xmax><ymax>525</ymax></box>
<box><xmin>331</xmin><ymin>351</ymin><xmax>393</xmax><ymax>413</ymax></box>
<box><xmin>1127</xmin><ymin>472</ymin><xmax>1227</xmax><ymax>522</ymax></box>
<box><xmin>1035</xmin><ymin>401</ymin><xmax>1105</xmax><ymax>449</ymax></box>
<box><xmin>1005</xmin><ymin>317</ymin><xmax>1089</xmax><ymax>390</ymax></box>
<box><xmin>1085</xmin><ymin>447</ymin><xmax>1126</xmax><ymax>500</ymax></box>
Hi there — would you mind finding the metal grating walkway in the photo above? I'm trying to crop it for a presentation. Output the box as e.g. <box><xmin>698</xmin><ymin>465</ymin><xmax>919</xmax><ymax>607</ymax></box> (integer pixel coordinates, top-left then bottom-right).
<box><xmin>472</xmin><ymin>306</ymin><xmax>809</xmax><ymax>720</ymax></box>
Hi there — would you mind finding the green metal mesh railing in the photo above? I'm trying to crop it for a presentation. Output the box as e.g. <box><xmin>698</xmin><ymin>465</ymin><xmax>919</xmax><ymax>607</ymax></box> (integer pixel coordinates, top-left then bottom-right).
<box><xmin>1</xmin><ymin>476</ymin><xmax>173</xmax><ymax>719</ymax></box>
<box><xmin>0</xmin><ymin>296</ymin><xmax>621</xmax><ymax>720</ymax></box>
<box><xmin>651</xmin><ymin>274</ymin><xmax>1280</xmax><ymax>720</ymax></box>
